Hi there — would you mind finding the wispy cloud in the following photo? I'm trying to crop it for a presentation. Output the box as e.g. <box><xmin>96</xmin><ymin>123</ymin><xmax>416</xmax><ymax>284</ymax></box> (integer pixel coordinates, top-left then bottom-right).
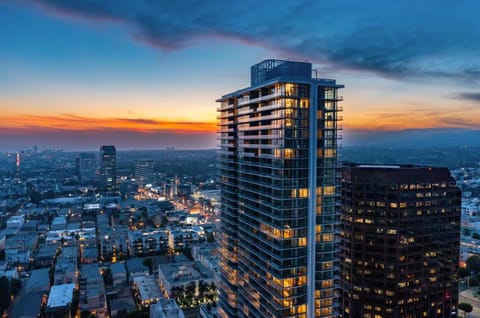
<box><xmin>22</xmin><ymin>0</ymin><xmax>480</xmax><ymax>80</ymax></box>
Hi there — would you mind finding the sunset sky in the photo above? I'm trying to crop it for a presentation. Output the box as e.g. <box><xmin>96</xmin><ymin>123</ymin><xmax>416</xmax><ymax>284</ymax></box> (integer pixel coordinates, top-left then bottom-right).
<box><xmin>1</xmin><ymin>0</ymin><xmax>479</xmax><ymax>151</ymax></box>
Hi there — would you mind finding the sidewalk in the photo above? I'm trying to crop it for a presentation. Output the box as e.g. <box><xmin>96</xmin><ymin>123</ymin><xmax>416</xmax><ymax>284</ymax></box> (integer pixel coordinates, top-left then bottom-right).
<box><xmin>460</xmin><ymin>289</ymin><xmax>480</xmax><ymax>317</ymax></box>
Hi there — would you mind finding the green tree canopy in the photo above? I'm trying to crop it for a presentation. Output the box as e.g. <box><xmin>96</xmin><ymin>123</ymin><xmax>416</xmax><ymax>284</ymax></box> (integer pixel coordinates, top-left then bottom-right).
<box><xmin>459</xmin><ymin>302</ymin><xmax>473</xmax><ymax>318</ymax></box>
<box><xmin>466</xmin><ymin>255</ymin><xmax>480</xmax><ymax>273</ymax></box>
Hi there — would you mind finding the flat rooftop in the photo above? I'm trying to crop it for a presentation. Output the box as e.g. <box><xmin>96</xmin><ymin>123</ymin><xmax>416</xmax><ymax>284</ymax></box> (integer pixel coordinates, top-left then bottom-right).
<box><xmin>47</xmin><ymin>283</ymin><xmax>75</xmax><ymax>308</ymax></box>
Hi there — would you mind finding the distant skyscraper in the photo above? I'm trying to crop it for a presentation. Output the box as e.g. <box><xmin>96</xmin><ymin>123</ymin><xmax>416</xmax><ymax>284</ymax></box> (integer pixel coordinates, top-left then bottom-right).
<box><xmin>339</xmin><ymin>164</ymin><xmax>461</xmax><ymax>318</ymax></box>
<box><xmin>135</xmin><ymin>159</ymin><xmax>154</xmax><ymax>186</ymax></box>
<box><xmin>99</xmin><ymin>145</ymin><xmax>117</xmax><ymax>192</ymax></box>
<box><xmin>78</xmin><ymin>152</ymin><xmax>97</xmax><ymax>183</ymax></box>
<box><xmin>217</xmin><ymin>59</ymin><xmax>343</xmax><ymax>317</ymax></box>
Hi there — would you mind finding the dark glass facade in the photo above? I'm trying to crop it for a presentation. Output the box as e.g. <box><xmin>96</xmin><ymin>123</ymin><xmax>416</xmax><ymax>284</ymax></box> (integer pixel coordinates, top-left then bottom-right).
<box><xmin>339</xmin><ymin>164</ymin><xmax>461</xmax><ymax>318</ymax></box>
<box><xmin>99</xmin><ymin>145</ymin><xmax>117</xmax><ymax>192</ymax></box>
<box><xmin>217</xmin><ymin>60</ymin><xmax>343</xmax><ymax>318</ymax></box>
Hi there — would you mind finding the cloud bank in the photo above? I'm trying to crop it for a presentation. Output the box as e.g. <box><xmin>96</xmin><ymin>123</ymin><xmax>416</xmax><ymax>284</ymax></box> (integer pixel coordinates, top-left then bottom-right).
<box><xmin>25</xmin><ymin>0</ymin><xmax>480</xmax><ymax>80</ymax></box>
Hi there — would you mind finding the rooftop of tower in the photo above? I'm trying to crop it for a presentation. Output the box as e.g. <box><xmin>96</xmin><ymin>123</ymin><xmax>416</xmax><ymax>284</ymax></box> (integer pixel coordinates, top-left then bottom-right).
<box><xmin>250</xmin><ymin>59</ymin><xmax>313</xmax><ymax>86</ymax></box>
<box><xmin>219</xmin><ymin>59</ymin><xmax>343</xmax><ymax>100</ymax></box>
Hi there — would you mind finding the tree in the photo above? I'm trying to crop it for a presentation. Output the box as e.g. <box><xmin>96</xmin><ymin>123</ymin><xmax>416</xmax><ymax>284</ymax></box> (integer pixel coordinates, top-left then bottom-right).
<box><xmin>142</xmin><ymin>258</ymin><xmax>153</xmax><ymax>274</ymax></box>
<box><xmin>102</xmin><ymin>268</ymin><xmax>113</xmax><ymax>286</ymax></box>
<box><xmin>466</xmin><ymin>255</ymin><xmax>480</xmax><ymax>273</ymax></box>
<box><xmin>0</xmin><ymin>276</ymin><xmax>11</xmax><ymax>310</ymax></box>
<box><xmin>122</xmin><ymin>310</ymin><xmax>149</xmax><ymax>318</ymax></box>
<box><xmin>48</xmin><ymin>267</ymin><xmax>55</xmax><ymax>285</ymax></box>
<box><xmin>81</xmin><ymin>310</ymin><xmax>94</xmax><ymax>318</ymax></box>
<box><xmin>10</xmin><ymin>278</ymin><xmax>22</xmax><ymax>296</ymax></box>
<box><xmin>459</xmin><ymin>267</ymin><xmax>471</xmax><ymax>279</ymax></box>
<box><xmin>70</xmin><ymin>289</ymin><xmax>80</xmax><ymax>318</ymax></box>
<box><xmin>459</xmin><ymin>302</ymin><xmax>473</xmax><ymax>318</ymax></box>
<box><xmin>469</xmin><ymin>277</ymin><xmax>479</xmax><ymax>287</ymax></box>
<box><xmin>463</xmin><ymin>227</ymin><xmax>472</xmax><ymax>237</ymax></box>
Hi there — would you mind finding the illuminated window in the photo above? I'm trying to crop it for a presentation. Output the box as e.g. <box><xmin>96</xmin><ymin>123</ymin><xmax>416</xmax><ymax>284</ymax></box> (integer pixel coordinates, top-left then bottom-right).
<box><xmin>322</xmin><ymin>233</ymin><xmax>334</xmax><ymax>242</ymax></box>
<box><xmin>298</xmin><ymin>188</ymin><xmax>308</xmax><ymax>198</ymax></box>
<box><xmin>324</xmin><ymin>149</ymin><xmax>336</xmax><ymax>157</ymax></box>
<box><xmin>322</xmin><ymin>280</ymin><xmax>333</xmax><ymax>288</ymax></box>
<box><xmin>285</xmin><ymin>148</ymin><xmax>295</xmax><ymax>158</ymax></box>
<box><xmin>322</xmin><ymin>262</ymin><xmax>333</xmax><ymax>271</ymax></box>
<box><xmin>323</xmin><ymin>186</ymin><xmax>335</xmax><ymax>195</ymax></box>
<box><xmin>298</xmin><ymin>237</ymin><xmax>307</xmax><ymax>246</ymax></box>
<box><xmin>300</xmin><ymin>98</ymin><xmax>309</xmax><ymax>108</ymax></box>
<box><xmin>285</xmin><ymin>84</ymin><xmax>295</xmax><ymax>96</ymax></box>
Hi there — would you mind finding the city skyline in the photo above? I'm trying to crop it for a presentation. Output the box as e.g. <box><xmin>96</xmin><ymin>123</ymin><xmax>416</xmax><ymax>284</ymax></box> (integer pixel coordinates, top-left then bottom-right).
<box><xmin>1</xmin><ymin>0</ymin><xmax>480</xmax><ymax>151</ymax></box>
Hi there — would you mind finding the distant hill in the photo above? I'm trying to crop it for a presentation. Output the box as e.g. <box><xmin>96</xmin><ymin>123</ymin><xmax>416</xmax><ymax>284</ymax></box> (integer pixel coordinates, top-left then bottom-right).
<box><xmin>343</xmin><ymin>128</ymin><xmax>480</xmax><ymax>148</ymax></box>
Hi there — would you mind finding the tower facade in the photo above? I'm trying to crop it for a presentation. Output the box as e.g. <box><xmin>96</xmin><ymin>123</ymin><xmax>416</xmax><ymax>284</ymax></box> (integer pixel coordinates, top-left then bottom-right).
<box><xmin>135</xmin><ymin>159</ymin><xmax>154</xmax><ymax>186</ymax></box>
<box><xmin>99</xmin><ymin>145</ymin><xmax>117</xmax><ymax>192</ymax></box>
<box><xmin>78</xmin><ymin>152</ymin><xmax>97</xmax><ymax>183</ymax></box>
<box><xmin>339</xmin><ymin>164</ymin><xmax>461</xmax><ymax>318</ymax></box>
<box><xmin>217</xmin><ymin>60</ymin><xmax>343</xmax><ymax>318</ymax></box>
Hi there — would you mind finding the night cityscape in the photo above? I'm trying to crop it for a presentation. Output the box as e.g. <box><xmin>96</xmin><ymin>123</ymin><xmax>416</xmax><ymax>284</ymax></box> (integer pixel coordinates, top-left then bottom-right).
<box><xmin>1</xmin><ymin>1</ymin><xmax>480</xmax><ymax>318</ymax></box>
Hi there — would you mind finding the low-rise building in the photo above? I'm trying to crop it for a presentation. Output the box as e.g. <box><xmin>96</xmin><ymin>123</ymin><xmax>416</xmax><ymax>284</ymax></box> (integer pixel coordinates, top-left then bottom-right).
<box><xmin>54</xmin><ymin>256</ymin><xmax>77</xmax><ymax>285</ymax></box>
<box><xmin>34</xmin><ymin>245</ymin><xmax>58</xmax><ymax>268</ymax></box>
<box><xmin>126</xmin><ymin>258</ymin><xmax>149</xmax><ymax>281</ymax></box>
<box><xmin>45</xmin><ymin>228</ymin><xmax>96</xmax><ymax>247</ymax></box>
<box><xmin>25</xmin><ymin>268</ymin><xmax>50</xmax><ymax>292</ymax></box>
<box><xmin>150</xmin><ymin>299</ymin><xmax>185</xmax><ymax>318</ymax></box>
<box><xmin>129</xmin><ymin>229</ymin><xmax>169</xmax><ymax>256</ymax></box>
<box><xmin>7</xmin><ymin>215</ymin><xmax>25</xmax><ymax>231</ymax></box>
<box><xmin>157</xmin><ymin>261</ymin><xmax>215</xmax><ymax>297</ymax></box>
<box><xmin>45</xmin><ymin>283</ymin><xmax>76</xmax><ymax>318</ymax></box>
<box><xmin>110</xmin><ymin>262</ymin><xmax>127</xmax><ymax>287</ymax></box>
<box><xmin>51</xmin><ymin>216</ymin><xmax>67</xmax><ymax>231</ymax></box>
<box><xmin>168</xmin><ymin>228</ymin><xmax>200</xmax><ymax>251</ymax></box>
<box><xmin>133</xmin><ymin>275</ymin><xmax>162</xmax><ymax>307</ymax></box>
<box><xmin>199</xmin><ymin>303</ymin><xmax>219</xmax><ymax>318</ymax></box>
<box><xmin>99</xmin><ymin>226</ymin><xmax>128</xmax><ymax>259</ymax></box>
<box><xmin>109</xmin><ymin>297</ymin><xmax>136</xmax><ymax>318</ymax></box>
<box><xmin>79</xmin><ymin>263</ymin><xmax>108</xmax><ymax>318</ymax></box>
<box><xmin>81</xmin><ymin>246</ymin><xmax>98</xmax><ymax>263</ymax></box>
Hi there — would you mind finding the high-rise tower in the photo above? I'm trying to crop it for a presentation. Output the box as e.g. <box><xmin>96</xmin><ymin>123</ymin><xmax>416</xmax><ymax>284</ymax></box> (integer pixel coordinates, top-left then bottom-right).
<box><xmin>99</xmin><ymin>145</ymin><xmax>117</xmax><ymax>192</ymax></box>
<box><xmin>135</xmin><ymin>159</ymin><xmax>154</xmax><ymax>186</ymax></box>
<box><xmin>339</xmin><ymin>164</ymin><xmax>461</xmax><ymax>318</ymax></box>
<box><xmin>217</xmin><ymin>60</ymin><xmax>343</xmax><ymax>318</ymax></box>
<box><xmin>78</xmin><ymin>152</ymin><xmax>97</xmax><ymax>183</ymax></box>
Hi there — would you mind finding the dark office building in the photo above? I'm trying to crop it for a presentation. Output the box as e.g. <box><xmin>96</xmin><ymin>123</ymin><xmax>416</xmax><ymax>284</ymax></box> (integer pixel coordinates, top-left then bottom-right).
<box><xmin>134</xmin><ymin>159</ymin><xmax>154</xmax><ymax>186</ymax></box>
<box><xmin>99</xmin><ymin>145</ymin><xmax>117</xmax><ymax>192</ymax></box>
<box><xmin>78</xmin><ymin>152</ymin><xmax>97</xmax><ymax>183</ymax></box>
<box><xmin>339</xmin><ymin>164</ymin><xmax>461</xmax><ymax>318</ymax></box>
<box><xmin>218</xmin><ymin>60</ymin><xmax>343</xmax><ymax>318</ymax></box>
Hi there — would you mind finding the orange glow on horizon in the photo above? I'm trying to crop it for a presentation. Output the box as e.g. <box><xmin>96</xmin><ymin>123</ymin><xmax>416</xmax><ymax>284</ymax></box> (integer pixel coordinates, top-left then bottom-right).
<box><xmin>0</xmin><ymin>113</ymin><xmax>217</xmax><ymax>134</ymax></box>
<box><xmin>344</xmin><ymin>110</ymin><xmax>480</xmax><ymax>131</ymax></box>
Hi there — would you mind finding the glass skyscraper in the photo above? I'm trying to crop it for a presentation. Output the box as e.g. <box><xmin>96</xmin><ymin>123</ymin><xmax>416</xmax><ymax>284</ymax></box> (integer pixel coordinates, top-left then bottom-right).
<box><xmin>217</xmin><ymin>60</ymin><xmax>343</xmax><ymax>318</ymax></box>
<box><xmin>99</xmin><ymin>145</ymin><xmax>117</xmax><ymax>192</ymax></box>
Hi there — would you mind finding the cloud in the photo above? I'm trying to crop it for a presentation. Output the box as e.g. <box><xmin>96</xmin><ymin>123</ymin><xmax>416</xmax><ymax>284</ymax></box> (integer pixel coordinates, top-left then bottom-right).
<box><xmin>22</xmin><ymin>0</ymin><xmax>480</xmax><ymax>80</ymax></box>
<box><xmin>456</xmin><ymin>92</ymin><xmax>480</xmax><ymax>103</ymax></box>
